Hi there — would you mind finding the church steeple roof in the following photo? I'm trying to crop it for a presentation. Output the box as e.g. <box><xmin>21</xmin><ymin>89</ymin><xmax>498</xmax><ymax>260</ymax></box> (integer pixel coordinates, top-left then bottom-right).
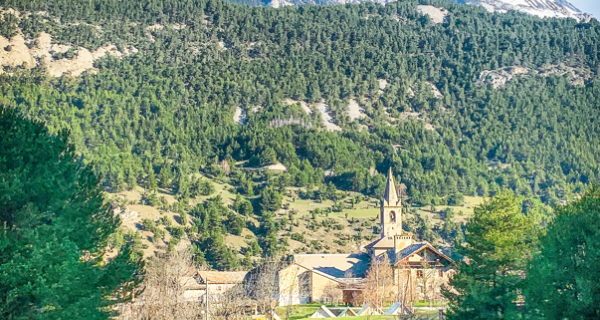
<box><xmin>383</xmin><ymin>168</ymin><xmax>399</xmax><ymax>206</ymax></box>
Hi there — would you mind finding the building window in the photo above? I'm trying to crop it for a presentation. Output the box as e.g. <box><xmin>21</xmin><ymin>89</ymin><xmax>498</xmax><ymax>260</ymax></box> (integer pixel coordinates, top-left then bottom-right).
<box><xmin>417</xmin><ymin>270</ymin><xmax>423</xmax><ymax>278</ymax></box>
<box><xmin>390</xmin><ymin>211</ymin><xmax>396</xmax><ymax>222</ymax></box>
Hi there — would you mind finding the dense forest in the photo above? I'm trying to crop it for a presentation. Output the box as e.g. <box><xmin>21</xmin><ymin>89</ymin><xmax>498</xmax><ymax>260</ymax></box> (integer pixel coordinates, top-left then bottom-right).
<box><xmin>2</xmin><ymin>1</ymin><xmax>600</xmax><ymax>318</ymax></box>
<box><xmin>1</xmin><ymin>0</ymin><xmax>599</xmax><ymax>207</ymax></box>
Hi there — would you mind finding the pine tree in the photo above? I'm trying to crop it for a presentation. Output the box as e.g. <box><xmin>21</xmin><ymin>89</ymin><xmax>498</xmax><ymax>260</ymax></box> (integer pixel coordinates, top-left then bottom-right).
<box><xmin>445</xmin><ymin>191</ymin><xmax>539</xmax><ymax>320</ymax></box>
<box><xmin>0</xmin><ymin>107</ymin><xmax>142</xmax><ymax>319</ymax></box>
<box><xmin>526</xmin><ymin>186</ymin><xmax>600</xmax><ymax>319</ymax></box>
<box><xmin>158</xmin><ymin>164</ymin><xmax>172</xmax><ymax>189</ymax></box>
<box><xmin>148</xmin><ymin>168</ymin><xmax>158</xmax><ymax>193</ymax></box>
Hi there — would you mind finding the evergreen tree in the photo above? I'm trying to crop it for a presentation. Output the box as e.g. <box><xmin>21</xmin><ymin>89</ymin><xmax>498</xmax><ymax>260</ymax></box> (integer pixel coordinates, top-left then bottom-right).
<box><xmin>148</xmin><ymin>168</ymin><xmax>158</xmax><ymax>193</ymax></box>
<box><xmin>445</xmin><ymin>192</ymin><xmax>539</xmax><ymax>320</ymax></box>
<box><xmin>526</xmin><ymin>186</ymin><xmax>600</xmax><ymax>320</ymax></box>
<box><xmin>259</xmin><ymin>187</ymin><xmax>282</xmax><ymax>214</ymax></box>
<box><xmin>0</xmin><ymin>107</ymin><xmax>142</xmax><ymax>319</ymax></box>
<box><xmin>158</xmin><ymin>164</ymin><xmax>172</xmax><ymax>190</ymax></box>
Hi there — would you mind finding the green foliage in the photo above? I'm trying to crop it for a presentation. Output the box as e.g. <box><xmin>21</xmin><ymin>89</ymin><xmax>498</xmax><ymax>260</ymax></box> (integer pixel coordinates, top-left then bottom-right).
<box><xmin>0</xmin><ymin>0</ymin><xmax>597</xmax><ymax>207</ymax></box>
<box><xmin>290</xmin><ymin>232</ymin><xmax>305</xmax><ymax>242</ymax></box>
<box><xmin>225</xmin><ymin>211</ymin><xmax>245</xmax><ymax>235</ymax></box>
<box><xmin>158</xmin><ymin>165</ymin><xmax>172</xmax><ymax>190</ymax></box>
<box><xmin>526</xmin><ymin>186</ymin><xmax>600</xmax><ymax>320</ymax></box>
<box><xmin>198</xmin><ymin>180</ymin><xmax>215</xmax><ymax>196</ymax></box>
<box><xmin>445</xmin><ymin>192</ymin><xmax>540</xmax><ymax>320</ymax></box>
<box><xmin>141</xmin><ymin>218</ymin><xmax>157</xmax><ymax>232</ymax></box>
<box><xmin>233</xmin><ymin>194</ymin><xmax>254</xmax><ymax>215</ymax></box>
<box><xmin>167</xmin><ymin>226</ymin><xmax>185</xmax><ymax>240</ymax></box>
<box><xmin>147</xmin><ymin>168</ymin><xmax>158</xmax><ymax>193</ymax></box>
<box><xmin>189</xmin><ymin>197</ymin><xmax>241</xmax><ymax>269</ymax></box>
<box><xmin>0</xmin><ymin>107</ymin><xmax>142</xmax><ymax>319</ymax></box>
<box><xmin>446</xmin><ymin>193</ymin><xmax>464</xmax><ymax>206</ymax></box>
<box><xmin>259</xmin><ymin>187</ymin><xmax>283</xmax><ymax>214</ymax></box>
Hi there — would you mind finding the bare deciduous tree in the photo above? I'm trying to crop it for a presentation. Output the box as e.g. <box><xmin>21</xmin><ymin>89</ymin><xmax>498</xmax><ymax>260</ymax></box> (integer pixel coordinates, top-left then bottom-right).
<box><xmin>210</xmin><ymin>285</ymin><xmax>250</xmax><ymax>320</ymax></box>
<box><xmin>417</xmin><ymin>261</ymin><xmax>445</xmax><ymax>307</ymax></box>
<box><xmin>118</xmin><ymin>254</ymin><xmax>288</xmax><ymax>320</ymax></box>
<box><xmin>359</xmin><ymin>254</ymin><xmax>394</xmax><ymax>310</ymax></box>
<box><xmin>322</xmin><ymin>282</ymin><xmax>342</xmax><ymax>305</ymax></box>
<box><xmin>124</xmin><ymin>249</ymin><xmax>203</xmax><ymax>320</ymax></box>
<box><xmin>395</xmin><ymin>261</ymin><xmax>414</xmax><ymax>312</ymax></box>
<box><xmin>243</xmin><ymin>262</ymin><xmax>281</xmax><ymax>315</ymax></box>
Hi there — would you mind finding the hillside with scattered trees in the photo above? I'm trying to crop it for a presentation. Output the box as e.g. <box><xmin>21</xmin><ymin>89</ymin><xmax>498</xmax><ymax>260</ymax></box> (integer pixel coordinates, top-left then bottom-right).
<box><xmin>0</xmin><ymin>0</ymin><xmax>599</xmax><ymax>268</ymax></box>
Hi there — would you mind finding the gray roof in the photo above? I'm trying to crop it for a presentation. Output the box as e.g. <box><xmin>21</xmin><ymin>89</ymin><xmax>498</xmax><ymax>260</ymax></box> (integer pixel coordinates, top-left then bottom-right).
<box><xmin>393</xmin><ymin>243</ymin><xmax>427</xmax><ymax>263</ymax></box>
<box><xmin>388</xmin><ymin>242</ymin><xmax>453</xmax><ymax>265</ymax></box>
<box><xmin>293</xmin><ymin>253</ymin><xmax>370</xmax><ymax>279</ymax></box>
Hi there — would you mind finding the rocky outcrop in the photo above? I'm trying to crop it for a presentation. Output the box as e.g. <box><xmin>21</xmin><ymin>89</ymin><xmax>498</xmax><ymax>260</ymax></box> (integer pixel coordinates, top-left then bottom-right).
<box><xmin>417</xmin><ymin>5</ymin><xmax>448</xmax><ymax>24</ymax></box>
<box><xmin>0</xmin><ymin>30</ymin><xmax>136</xmax><ymax>77</ymax></box>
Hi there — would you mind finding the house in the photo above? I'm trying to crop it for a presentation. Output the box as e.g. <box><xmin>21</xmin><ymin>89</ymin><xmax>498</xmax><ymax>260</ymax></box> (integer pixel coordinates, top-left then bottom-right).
<box><xmin>197</xmin><ymin>271</ymin><xmax>249</xmax><ymax>296</ymax></box>
<box><xmin>180</xmin><ymin>271</ymin><xmax>249</xmax><ymax>302</ymax></box>
<box><xmin>180</xmin><ymin>276</ymin><xmax>206</xmax><ymax>301</ymax></box>
<box><xmin>276</xmin><ymin>168</ymin><xmax>454</xmax><ymax>306</ymax></box>
<box><xmin>276</xmin><ymin>253</ymin><xmax>369</xmax><ymax>306</ymax></box>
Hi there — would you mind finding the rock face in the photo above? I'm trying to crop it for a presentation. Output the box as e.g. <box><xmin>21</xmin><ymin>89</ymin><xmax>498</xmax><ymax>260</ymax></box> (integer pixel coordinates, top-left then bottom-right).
<box><xmin>477</xmin><ymin>62</ymin><xmax>593</xmax><ymax>88</ymax></box>
<box><xmin>266</xmin><ymin>0</ymin><xmax>592</xmax><ymax>21</ymax></box>
<box><xmin>0</xmin><ymin>31</ymin><xmax>136</xmax><ymax>77</ymax></box>
<box><xmin>450</xmin><ymin>0</ymin><xmax>592</xmax><ymax>20</ymax></box>
<box><xmin>416</xmin><ymin>5</ymin><xmax>448</xmax><ymax>24</ymax></box>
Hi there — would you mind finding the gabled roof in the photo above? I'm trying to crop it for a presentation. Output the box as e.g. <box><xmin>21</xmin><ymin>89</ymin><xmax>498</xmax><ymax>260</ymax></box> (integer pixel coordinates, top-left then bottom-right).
<box><xmin>197</xmin><ymin>271</ymin><xmax>248</xmax><ymax>284</ymax></box>
<box><xmin>357</xmin><ymin>304</ymin><xmax>383</xmax><ymax>316</ymax></box>
<box><xmin>384</xmin><ymin>302</ymin><xmax>411</xmax><ymax>315</ymax></box>
<box><xmin>337</xmin><ymin>307</ymin><xmax>358</xmax><ymax>317</ymax></box>
<box><xmin>179</xmin><ymin>276</ymin><xmax>204</xmax><ymax>290</ymax></box>
<box><xmin>390</xmin><ymin>242</ymin><xmax>454</xmax><ymax>266</ymax></box>
<box><xmin>293</xmin><ymin>253</ymin><xmax>370</xmax><ymax>279</ymax></box>
<box><xmin>310</xmin><ymin>305</ymin><xmax>336</xmax><ymax>318</ymax></box>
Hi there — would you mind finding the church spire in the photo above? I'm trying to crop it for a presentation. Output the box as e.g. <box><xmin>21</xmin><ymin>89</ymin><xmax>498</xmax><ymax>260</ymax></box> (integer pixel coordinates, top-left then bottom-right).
<box><xmin>383</xmin><ymin>167</ymin><xmax>399</xmax><ymax>206</ymax></box>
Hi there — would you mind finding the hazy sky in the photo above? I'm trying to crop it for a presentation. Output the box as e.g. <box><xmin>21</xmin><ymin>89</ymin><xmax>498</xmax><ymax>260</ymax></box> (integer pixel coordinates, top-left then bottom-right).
<box><xmin>569</xmin><ymin>0</ymin><xmax>600</xmax><ymax>18</ymax></box>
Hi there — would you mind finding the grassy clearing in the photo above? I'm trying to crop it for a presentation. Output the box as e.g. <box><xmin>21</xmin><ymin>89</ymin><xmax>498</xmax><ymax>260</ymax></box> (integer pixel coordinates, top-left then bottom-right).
<box><xmin>416</xmin><ymin>195</ymin><xmax>487</xmax><ymax>225</ymax></box>
<box><xmin>108</xmin><ymin>177</ymin><xmax>486</xmax><ymax>258</ymax></box>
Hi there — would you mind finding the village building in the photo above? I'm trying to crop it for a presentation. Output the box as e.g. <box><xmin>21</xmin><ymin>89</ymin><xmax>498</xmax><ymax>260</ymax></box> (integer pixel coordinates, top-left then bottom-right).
<box><xmin>276</xmin><ymin>169</ymin><xmax>454</xmax><ymax>306</ymax></box>
<box><xmin>197</xmin><ymin>271</ymin><xmax>248</xmax><ymax>295</ymax></box>
<box><xmin>182</xmin><ymin>271</ymin><xmax>248</xmax><ymax>302</ymax></box>
<box><xmin>276</xmin><ymin>253</ymin><xmax>370</xmax><ymax>306</ymax></box>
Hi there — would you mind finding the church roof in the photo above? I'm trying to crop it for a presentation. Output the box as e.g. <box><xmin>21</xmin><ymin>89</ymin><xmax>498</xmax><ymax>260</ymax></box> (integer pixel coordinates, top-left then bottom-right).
<box><xmin>364</xmin><ymin>236</ymin><xmax>395</xmax><ymax>249</ymax></box>
<box><xmin>382</xmin><ymin>168</ymin><xmax>400</xmax><ymax>206</ymax></box>
<box><xmin>293</xmin><ymin>253</ymin><xmax>370</xmax><ymax>279</ymax></box>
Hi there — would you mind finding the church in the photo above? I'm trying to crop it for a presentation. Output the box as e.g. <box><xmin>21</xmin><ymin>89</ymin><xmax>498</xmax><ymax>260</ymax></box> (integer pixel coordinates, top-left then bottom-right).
<box><xmin>276</xmin><ymin>169</ymin><xmax>454</xmax><ymax>306</ymax></box>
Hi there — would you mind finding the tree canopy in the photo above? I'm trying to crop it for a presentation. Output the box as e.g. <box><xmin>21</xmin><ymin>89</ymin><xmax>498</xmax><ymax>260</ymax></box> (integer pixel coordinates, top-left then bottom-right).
<box><xmin>0</xmin><ymin>0</ymin><xmax>598</xmax><ymax>206</ymax></box>
<box><xmin>526</xmin><ymin>185</ymin><xmax>600</xmax><ymax>320</ymax></box>
<box><xmin>0</xmin><ymin>106</ymin><xmax>142</xmax><ymax>319</ymax></box>
<box><xmin>445</xmin><ymin>192</ymin><xmax>540</xmax><ymax>320</ymax></box>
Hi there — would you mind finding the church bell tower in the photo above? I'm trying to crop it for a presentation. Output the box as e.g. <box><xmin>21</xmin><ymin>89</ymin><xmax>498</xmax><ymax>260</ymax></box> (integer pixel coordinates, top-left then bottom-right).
<box><xmin>381</xmin><ymin>168</ymin><xmax>402</xmax><ymax>237</ymax></box>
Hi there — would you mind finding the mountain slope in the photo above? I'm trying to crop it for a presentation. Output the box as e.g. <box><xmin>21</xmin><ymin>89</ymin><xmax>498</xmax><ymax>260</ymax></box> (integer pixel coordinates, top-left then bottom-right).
<box><xmin>452</xmin><ymin>0</ymin><xmax>592</xmax><ymax>20</ymax></box>
<box><xmin>265</xmin><ymin>0</ymin><xmax>592</xmax><ymax>20</ymax></box>
<box><xmin>1</xmin><ymin>0</ymin><xmax>599</xmax><ymax>207</ymax></box>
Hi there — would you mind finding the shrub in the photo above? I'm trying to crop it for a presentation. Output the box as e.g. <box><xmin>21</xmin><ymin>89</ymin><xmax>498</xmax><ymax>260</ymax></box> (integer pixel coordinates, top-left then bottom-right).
<box><xmin>291</xmin><ymin>232</ymin><xmax>305</xmax><ymax>242</ymax></box>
